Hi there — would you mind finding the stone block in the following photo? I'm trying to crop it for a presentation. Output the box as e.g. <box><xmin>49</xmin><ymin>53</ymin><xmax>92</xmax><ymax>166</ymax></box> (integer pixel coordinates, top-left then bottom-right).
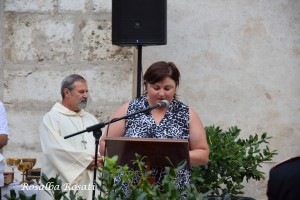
<box><xmin>5</xmin><ymin>14</ymin><xmax>75</xmax><ymax>63</ymax></box>
<box><xmin>92</xmin><ymin>0</ymin><xmax>111</xmax><ymax>12</ymax></box>
<box><xmin>59</xmin><ymin>0</ymin><xmax>85</xmax><ymax>12</ymax></box>
<box><xmin>80</xmin><ymin>19</ymin><xmax>133</xmax><ymax>62</ymax></box>
<box><xmin>4</xmin><ymin>63</ymin><xmax>133</xmax><ymax>105</ymax></box>
<box><xmin>4</xmin><ymin>0</ymin><xmax>53</xmax><ymax>12</ymax></box>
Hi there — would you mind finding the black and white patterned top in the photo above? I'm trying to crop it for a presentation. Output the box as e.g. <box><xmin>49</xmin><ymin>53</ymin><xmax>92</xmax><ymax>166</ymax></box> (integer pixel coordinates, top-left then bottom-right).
<box><xmin>125</xmin><ymin>95</ymin><xmax>190</xmax><ymax>139</ymax></box>
<box><xmin>123</xmin><ymin>95</ymin><xmax>191</xmax><ymax>191</ymax></box>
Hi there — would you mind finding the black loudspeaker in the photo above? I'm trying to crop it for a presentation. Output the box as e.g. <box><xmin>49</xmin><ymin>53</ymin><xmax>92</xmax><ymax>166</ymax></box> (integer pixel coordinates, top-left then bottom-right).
<box><xmin>112</xmin><ymin>0</ymin><xmax>167</xmax><ymax>46</ymax></box>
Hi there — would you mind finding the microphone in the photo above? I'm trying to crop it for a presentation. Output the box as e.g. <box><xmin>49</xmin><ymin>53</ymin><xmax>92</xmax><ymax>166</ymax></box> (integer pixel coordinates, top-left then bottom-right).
<box><xmin>157</xmin><ymin>99</ymin><xmax>170</xmax><ymax>108</ymax></box>
<box><xmin>123</xmin><ymin>99</ymin><xmax>170</xmax><ymax>118</ymax></box>
<box><xmin>65</xmin><ymin>100</ymin><xmax>171</xmax><ymax>138</ymax></box>
<box><xmin>142</xmin><ymin>100</ymin><xmax>170</xmax><ymax>115</ymax></box>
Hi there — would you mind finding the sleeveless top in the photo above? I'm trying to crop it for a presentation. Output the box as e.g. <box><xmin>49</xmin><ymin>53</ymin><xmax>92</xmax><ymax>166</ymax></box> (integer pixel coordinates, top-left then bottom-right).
<box><xmin>123</xmin><ymin>95</ymin><xmax>191</xmax><ymax>191</ymax></box>
<box><xmin>125</xmin><ymin>95</ymin><xmax>190</xmax><ymax>139</ymax></box>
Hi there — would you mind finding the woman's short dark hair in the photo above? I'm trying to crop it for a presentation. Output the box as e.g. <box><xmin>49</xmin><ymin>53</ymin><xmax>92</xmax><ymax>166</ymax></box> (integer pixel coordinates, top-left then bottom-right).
<box><xmin>61</xmin><ymin>74</ymin><xmax>86</xmax><ymax>99</ymax></box>
<box><xmin>143</xmin><ymin>61</ymin><xmax>180</xmax><ymax>98</ymax></box>
<box><xmin>143</xmin><ymin>61</ymin><xmax>180</xmax><ymax>86</ymax></box>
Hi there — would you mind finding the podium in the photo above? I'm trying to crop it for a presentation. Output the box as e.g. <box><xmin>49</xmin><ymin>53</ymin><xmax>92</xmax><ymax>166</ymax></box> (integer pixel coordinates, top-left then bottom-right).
<box><xmin>104</xmin><ymin>137</ymin><xmax>190</xmax><ymax>170</ymax></box>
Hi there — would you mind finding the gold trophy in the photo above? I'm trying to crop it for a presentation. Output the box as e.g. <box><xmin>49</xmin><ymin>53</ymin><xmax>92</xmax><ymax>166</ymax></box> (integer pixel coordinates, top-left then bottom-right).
<box><xmin>21</xmin><ymin>158</ymin><xmax>37</xmax><ymax>184</ymax></box>
<box><xmin>17</xmin><ymin>162</ymin><xmax>33</xmax><ymax>184</ymax></box>
<box><xmin>5</xmin><ymin>158</ymin><xmax>21</xmax><ymax>182</ymax></box>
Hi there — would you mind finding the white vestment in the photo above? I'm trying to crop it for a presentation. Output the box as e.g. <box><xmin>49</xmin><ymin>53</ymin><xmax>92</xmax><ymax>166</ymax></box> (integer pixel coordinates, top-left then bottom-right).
<box><xmin>0</xmin><ymin>101</ymin><xmax>9</xmax><ymax>187</ymax></box>
<box><xmin>39</xmin><ymin>102</ymin><xmax>99</xmax><ymax>200</ymax></box>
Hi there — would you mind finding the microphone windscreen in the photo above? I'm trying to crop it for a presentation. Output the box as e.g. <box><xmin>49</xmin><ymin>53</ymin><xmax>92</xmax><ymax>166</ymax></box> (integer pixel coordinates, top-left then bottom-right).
<box><xmin>161</xmin><ymin>100</ymin><xmax>170</xmax><ymax>108</ymax></box>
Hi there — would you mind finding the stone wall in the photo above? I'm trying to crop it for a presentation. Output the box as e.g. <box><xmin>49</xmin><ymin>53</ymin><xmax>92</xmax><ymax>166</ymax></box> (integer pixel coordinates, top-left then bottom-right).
<box><xmin>1</xmin><ymin>0</ymin><xmax>300</xmax><ymax>199</ymax></box>
<box><xmin>1</xmin><ymin>0</ymin><xmax>135</xmax><ymax>184</ymax></box>
<box><xmin>0</xmin><ymin>0</ymin><xmax>4</xmax><ymax>100</ymax></box>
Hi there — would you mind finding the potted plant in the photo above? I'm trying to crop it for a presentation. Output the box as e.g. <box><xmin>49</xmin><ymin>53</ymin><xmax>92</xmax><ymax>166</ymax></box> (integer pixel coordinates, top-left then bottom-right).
<box><xmin>191</xmin><ymin>125</ymin><xmax>277</xmax><ymax>199</ymax></box>
<box><xmin>97</xmin><ymin>154</ymin><xmax>206</xmax><ymax>199</ymax></box>
<box><xmin>41</xmin><ymin>155</ymin><xmax>206</xmax><ymax>200</ymax></box>
<box><xmin>3</xmin><ymin>190</ymin><xmax>36</xmax><ymax>200</ymax></box>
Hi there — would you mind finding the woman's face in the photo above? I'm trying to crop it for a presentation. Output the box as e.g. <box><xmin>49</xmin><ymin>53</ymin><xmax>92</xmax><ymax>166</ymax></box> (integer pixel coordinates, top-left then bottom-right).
<box><xmin>146</xmin><ymin>77</ymin><xmax>176</xmax><ymax>106</ymax></box>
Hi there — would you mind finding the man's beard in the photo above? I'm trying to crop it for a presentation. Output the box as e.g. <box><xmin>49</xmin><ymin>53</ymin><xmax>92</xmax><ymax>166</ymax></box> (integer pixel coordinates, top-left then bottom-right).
<box><xmin>78</xmin><ymin>99</ymin><xmax>87</xmax><ymax>109</ymax></box>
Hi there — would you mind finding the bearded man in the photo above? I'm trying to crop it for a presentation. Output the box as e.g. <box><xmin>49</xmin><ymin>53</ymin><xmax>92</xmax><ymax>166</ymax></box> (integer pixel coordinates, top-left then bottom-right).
<box><xmin>39</xmin><ymin>74</ymin><xmax>102</xmax><ymax>199</ymax></box>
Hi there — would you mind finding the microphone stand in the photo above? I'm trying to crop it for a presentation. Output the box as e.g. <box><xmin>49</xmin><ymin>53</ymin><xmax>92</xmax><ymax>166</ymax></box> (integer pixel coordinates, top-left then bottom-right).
<box><xmin>64</xmin><ymin>123</ymin><xmax>105</xmax><ymax>200</ymax></box>
<box><xmin>63</xmin><ymin>102</ymin><xmax>163</xmax><ymax>199</ymax></box>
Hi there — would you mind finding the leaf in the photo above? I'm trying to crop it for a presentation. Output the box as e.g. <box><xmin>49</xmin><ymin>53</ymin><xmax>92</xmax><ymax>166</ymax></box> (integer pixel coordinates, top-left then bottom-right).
<box><xmin>191</xmin><ymin>125</ymin><xmax>277</xmax><ymax>196</ymax></box>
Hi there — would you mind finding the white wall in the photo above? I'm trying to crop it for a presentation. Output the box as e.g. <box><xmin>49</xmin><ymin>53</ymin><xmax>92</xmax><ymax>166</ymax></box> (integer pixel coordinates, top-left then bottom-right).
<box><xmin>1</xmin><ymin>0</ymin><xmax>299</xmax><ymax>199</ymax></box>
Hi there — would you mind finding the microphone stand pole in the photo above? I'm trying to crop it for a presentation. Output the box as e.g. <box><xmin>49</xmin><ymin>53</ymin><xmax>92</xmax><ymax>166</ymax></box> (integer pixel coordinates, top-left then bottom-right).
<box><xmin>136</xmin><ymin>45</ymin><xmax>143</xmax><ymax>98</ymax></box>
<box><xmin>64</xmin><ymin>103</ymin><xmax>162</xmax><ymax>199</ymax></box>
<box><xmin>64</xmin><ymin>123</ymin><xmax>106</xmax><ymax>200</ymax></box>
<box><xmin>92</xmin><ymin>129</ymin><xmax>102</xmax><ymax>200</ymax></box>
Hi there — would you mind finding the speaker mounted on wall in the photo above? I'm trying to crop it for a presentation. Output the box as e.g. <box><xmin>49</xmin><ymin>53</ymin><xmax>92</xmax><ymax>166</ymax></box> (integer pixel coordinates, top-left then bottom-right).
<box><xmin>112</xmin><ymin>0</ymin><xmax>167</xmax><ymax>46</ymax></box>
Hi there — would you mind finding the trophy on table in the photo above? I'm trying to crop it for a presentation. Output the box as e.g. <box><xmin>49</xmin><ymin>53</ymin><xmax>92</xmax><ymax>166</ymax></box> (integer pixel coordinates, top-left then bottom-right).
<box><xmin>17</xmin><ymin>158</ymin><xmax>36</xmax><ymax>185</ymax></box>
<box><xmin>5</xmin><ymin>157</ymin><xmax>21</xmax><ymax>183</ymax></box>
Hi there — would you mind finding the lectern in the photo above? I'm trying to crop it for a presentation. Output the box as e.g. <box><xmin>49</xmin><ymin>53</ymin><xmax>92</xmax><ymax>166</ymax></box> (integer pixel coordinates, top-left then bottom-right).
<box><xmin>105</xmin><ymin>137</ymin><xmax>190</xmax><ymax>170</ymax></box>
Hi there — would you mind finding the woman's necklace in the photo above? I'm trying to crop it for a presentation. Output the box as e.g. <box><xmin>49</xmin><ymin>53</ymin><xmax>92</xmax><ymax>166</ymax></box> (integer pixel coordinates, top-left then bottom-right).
<box><xmin>68</xmin><ymin>115</ymin><xmax>87</xmax><ymax>149</ymax></box>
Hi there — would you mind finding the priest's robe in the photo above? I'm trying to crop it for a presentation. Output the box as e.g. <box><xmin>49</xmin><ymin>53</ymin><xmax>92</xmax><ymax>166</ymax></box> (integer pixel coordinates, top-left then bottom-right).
<box><xmin>39</xmin><ymin>102</ymin><xmax>99</xmax><ymax>200</ymax></box>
